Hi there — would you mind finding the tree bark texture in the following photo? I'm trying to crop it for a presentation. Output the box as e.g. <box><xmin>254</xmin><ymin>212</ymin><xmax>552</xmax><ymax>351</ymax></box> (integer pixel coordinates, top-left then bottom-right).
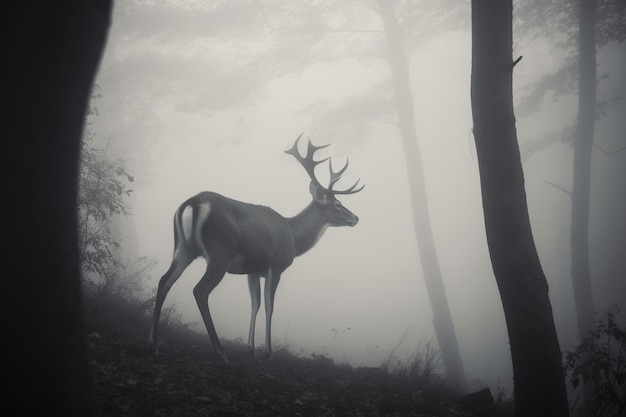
<box><xmin>377</xmin><ymin>0</ymin><xmax>467</xmax><ymax>390</ymax></box>
<box><xmin>470</xmin><ymin>1</ymin><xmax>569</xmax><ymax>416</ymax></box>
<box><xmin>4</xmin><ymin>2</ymin><xmax>111</xmax><ymax>416</ymax></box>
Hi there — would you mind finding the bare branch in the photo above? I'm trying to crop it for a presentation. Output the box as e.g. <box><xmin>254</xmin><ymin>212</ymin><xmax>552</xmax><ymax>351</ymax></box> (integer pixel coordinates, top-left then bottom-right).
<box><xmin>543</xmin><ymin>180</ymin><xmax>572</xmax><ymax>197</ymax></box>
<box><xmin>593</xmin><ymin>143</ymin><xmax>626</xmax><ymax>155</ymax></box>
<box><xmin>326</xmin><ymin>28</ymin><xmax>384</xmax><ymax>34</ymax></box>
<box><xmin>374</xmin><ymin>116</ymin><xmax>398</xmax><ymax>126</ymax></box>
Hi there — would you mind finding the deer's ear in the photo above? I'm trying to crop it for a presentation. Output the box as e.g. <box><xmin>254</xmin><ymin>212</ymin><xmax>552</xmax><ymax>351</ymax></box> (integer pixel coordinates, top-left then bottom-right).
<box><xmin>309</xmin><ymin>182</ymin><xmax>328</xmax><ymax>203</ymax></box>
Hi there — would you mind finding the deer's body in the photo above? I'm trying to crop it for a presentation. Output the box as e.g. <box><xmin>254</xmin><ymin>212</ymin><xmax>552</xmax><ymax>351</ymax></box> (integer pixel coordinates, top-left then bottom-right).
<box><xmin>176</xmin><ymin>192</ymin><xmax>297</xmax><ymax>274</ymax></box>
<box><xmin>148</xmin><ymin>135</ymin><xmax>363</xmax><ymax>361</ymax></box>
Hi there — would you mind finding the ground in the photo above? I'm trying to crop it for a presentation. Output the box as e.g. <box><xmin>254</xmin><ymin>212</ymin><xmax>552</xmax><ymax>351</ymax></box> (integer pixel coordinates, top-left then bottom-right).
<box><xmin>84</xmin><ymin>292</ymin><xmax>508</xmax><ymax>417</ymax></box>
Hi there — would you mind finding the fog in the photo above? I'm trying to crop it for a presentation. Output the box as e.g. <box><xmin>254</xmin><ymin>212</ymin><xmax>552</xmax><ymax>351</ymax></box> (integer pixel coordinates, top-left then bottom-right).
<box><xmin>88</xmin><ymin>1</ymin><xmax>626</xmax><ymax>395</ymax></box>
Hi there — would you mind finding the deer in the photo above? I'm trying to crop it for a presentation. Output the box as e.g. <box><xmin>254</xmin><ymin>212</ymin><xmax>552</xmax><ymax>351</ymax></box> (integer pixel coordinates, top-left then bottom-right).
<box><xmin>148</xmin><ymin>133</ymin><xmax>364</xmax><ymax>361</ymax></box>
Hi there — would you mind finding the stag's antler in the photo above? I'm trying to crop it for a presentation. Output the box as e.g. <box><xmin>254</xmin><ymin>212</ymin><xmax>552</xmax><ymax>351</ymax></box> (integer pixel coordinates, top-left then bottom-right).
<box><xmin>285</xmin><ymin>132</ymin><xmax>364</xmax><ymax>196</ymax></box>
<box><xmin>328</xmin><ymin>158</ymin><xmax>364</xmax><ymax>195</ymax></box>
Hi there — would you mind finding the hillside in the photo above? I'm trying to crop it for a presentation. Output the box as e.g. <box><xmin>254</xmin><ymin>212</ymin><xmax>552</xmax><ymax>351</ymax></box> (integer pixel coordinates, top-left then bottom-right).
<box><xmin>84</xmin><ymin>292</ymin><xmax>507</xmax><ymax>417</ymax></box>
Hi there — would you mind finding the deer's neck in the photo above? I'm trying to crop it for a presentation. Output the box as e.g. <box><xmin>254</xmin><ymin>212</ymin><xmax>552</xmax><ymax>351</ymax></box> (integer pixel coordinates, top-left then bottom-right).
<box><xmin>288</xmin><ymin>201</ymin><xmax>329</xmax><ymax>257</ymax></box>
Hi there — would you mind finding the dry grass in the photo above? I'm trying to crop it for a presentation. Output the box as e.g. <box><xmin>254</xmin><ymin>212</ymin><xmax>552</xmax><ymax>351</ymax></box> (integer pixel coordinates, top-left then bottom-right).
<box><xmin>84</xmin><ymin>291</ymin><xmax>504</xmax><ymax>417</ymax></box>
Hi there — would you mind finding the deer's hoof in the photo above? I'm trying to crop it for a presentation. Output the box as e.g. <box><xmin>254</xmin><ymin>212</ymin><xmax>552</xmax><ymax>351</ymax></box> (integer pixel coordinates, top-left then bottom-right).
<box><xmin>247</xmin><ymin>347</ymin><xmax>257</xmax><ymax>359</ymax></box>
<box><xmin>215</xmin><ymin>351</ymin><xmax>230</xmax><ymax>364</ymax></box>
<box><xmin>148</xmin><ymin>343</ymin><xmax>160</xmax><ymax>356</ymax></box>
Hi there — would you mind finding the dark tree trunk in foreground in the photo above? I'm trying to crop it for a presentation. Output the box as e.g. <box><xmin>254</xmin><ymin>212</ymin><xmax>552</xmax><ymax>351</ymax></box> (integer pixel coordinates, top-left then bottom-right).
<box><xmin>5</xmin><ymin>2</ymin><xmax>111</xmax><ymax>416</ymax></box>
<box><xmin>377</xmin><ymin>0</ymin><xmax>467</xmax><ymax>390</ymax></box>
<box><xmin>572</xmin><ymin>1</ymin><xmax>597</xmax><ymax>414</ymax></box>
<box><xmin>470</xmin><ymin>1</ymin><xmax>569</xmax><ymax>416</ymax></box>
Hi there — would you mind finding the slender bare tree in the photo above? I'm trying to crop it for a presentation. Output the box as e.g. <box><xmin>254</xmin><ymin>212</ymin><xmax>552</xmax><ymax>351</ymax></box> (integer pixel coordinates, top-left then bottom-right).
<box><xmin>470</xmin><ymin>0</ymin><xmax>569</xmax><ymax>415</ymax></box>
<box><xmin>376</xmin><ymin>0</ymin><xmax>467</xmax><ymax>390</ymax></box>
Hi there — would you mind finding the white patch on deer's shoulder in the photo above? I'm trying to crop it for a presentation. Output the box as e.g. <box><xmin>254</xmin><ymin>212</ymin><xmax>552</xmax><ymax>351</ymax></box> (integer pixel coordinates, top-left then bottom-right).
<box><xmin>181</xmin><ymin>205</ymin><xmax>194</xmax><ymax>242</ymax></box>
<box><xmin>195</xmin><ymin>202</ymin><xmax>212</xmax><ymax>260</ymax></box>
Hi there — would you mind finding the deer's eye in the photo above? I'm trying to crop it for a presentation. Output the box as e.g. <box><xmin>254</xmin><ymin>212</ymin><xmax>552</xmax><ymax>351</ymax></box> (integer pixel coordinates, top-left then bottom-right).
<box><xmin>334</xmin><ymin>201</ymin><xmax>342</xmax><ymax>210</ymax></box>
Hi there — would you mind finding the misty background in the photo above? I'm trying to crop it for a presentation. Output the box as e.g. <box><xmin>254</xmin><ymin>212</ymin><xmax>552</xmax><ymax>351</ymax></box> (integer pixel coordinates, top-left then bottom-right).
<box><xmin>83</xmin><ymin>0</ymin><xmax>625</xmax><ymax>395</ymax></box>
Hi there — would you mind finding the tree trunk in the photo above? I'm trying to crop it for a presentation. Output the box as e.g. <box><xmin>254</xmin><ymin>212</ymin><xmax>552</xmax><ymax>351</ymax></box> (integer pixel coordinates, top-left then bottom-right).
<box><xmin>470</xmin><ymin>1</ymin><xmax>569</xmax><ymax>416</ymax></box>
<box><xmin>5</xmin><ymin>2</ymin><xmax>111</xmax><ymax>416</ymax></box>
<box><xmin>377</xmin><ymin>0</ymin><xmax>467</xmax><ymax>390</ymax></box>
<box><xmin>572</xmin><ymin>1</ymin><xmax>597</xmax><ymax>414</ymax></box>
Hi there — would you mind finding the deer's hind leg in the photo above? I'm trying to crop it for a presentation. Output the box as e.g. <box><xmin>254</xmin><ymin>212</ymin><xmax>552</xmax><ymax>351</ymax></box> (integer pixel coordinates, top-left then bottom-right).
<box><xmin>148</xmin><ymin>248</ymin><xmax>193</xmax><ymax>354</ymax></box>
<box><xmin>193</xmin><ymin>256</ymin><xmax>231</xmax><ymax>362</ymax></box>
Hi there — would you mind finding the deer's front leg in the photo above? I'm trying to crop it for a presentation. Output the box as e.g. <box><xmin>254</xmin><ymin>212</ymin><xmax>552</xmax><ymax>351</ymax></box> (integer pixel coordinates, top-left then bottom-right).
<box><xmin>264</xmin><ymin>269</ymin><xmax>282</xmax><ymax>359</ymax></box>
<box><xmin>247</xmin><ymin>274</ymin><xmax>261</xmax><ymax>358</ymax></box>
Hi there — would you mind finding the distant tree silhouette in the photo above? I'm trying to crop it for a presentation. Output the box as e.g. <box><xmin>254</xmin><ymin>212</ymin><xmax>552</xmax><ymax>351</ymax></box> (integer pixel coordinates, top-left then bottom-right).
<box><xmin>572</xmin><ymin>1</ymin><xmax>598</xmax><ymax>414</ymax></box>
<box><xmin>376</xmin><ymin>0</ymin><xmax>466</xmax><ymax>390</ymax></box>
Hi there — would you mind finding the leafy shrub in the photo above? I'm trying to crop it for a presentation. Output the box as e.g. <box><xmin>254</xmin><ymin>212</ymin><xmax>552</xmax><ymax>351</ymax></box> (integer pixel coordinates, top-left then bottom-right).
<box><xmin>564</xmin><ymin>307</ymin><xmax>625</xmax><ymax>417</ymax></box>
<box><xmin>77</xmin><ymin>117</ymin><xmax>157</xmax><ymax>302</ymax></box>
<box><xmin>78</xmin><ymin>132</ymin><xmax>133</xmax><ymax>280</ymax></box>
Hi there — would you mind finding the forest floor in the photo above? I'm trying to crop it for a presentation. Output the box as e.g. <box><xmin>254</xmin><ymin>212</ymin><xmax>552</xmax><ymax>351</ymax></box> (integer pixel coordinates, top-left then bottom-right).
<box><xmin>84</xmin><ymin>292</ymin><xmax>512</xmax><ymax>417</ymax></box>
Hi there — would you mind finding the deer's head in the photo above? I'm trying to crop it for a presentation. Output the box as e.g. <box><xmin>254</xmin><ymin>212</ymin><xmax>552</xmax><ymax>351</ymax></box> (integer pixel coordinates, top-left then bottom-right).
<box><xmin>285</xmin><ymin>133</ymin><xmax>364</xmax><ymax>227</ymax></box>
